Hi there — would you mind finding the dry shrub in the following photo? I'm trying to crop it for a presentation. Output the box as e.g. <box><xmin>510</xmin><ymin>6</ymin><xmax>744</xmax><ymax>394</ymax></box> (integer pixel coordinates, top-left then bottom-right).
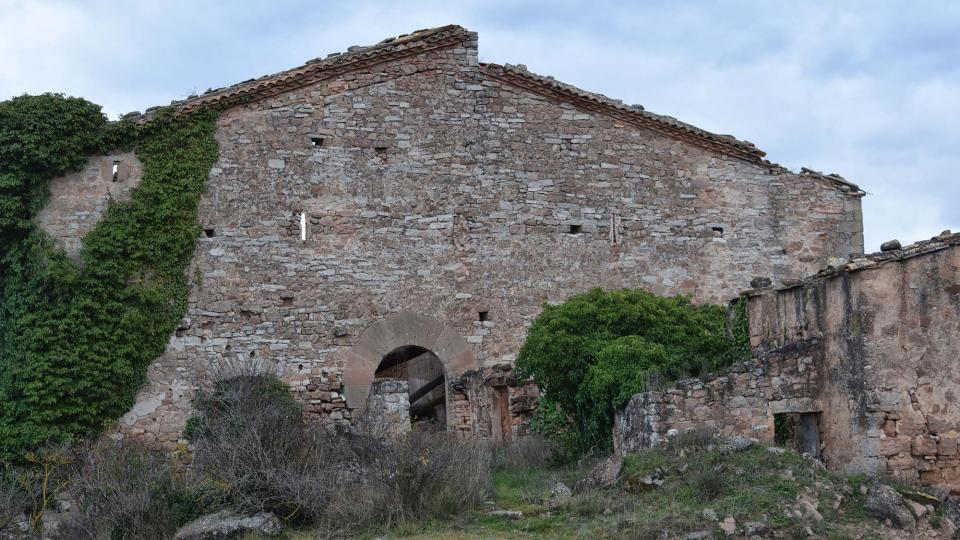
<box><xmin>493</xmin><ymin>434</ymin><xmax>556</xmax><ymax>469</ymax></box>
<box><xmin>0</xmin><ymin>470</ymin><xmax>27</xmax><ymax>532</ymax></box>
<box><xmin>323</xmin><ymin>430</ymin><xmax>491</xmax><ymax>531</ymax></box>
<box><xmin>57</xmin><ymin>440</ymin><xmax>186</xmax><ymax>540</ymax></box>
<box><xmin>667</xmin><ymin>426</ymin><xmax>717</xmax><ymax>456</ymax></box>
<box><xmin>186</xmin><ymin>374</ymin><xmax>336</xmax><ymax>522</ymax></box>
<box><xmin>692</xmin><ymin>466</ymin><xmax>724</xmax><ymax>502</ymax></box>
<box><xmin>188</xmin><ymin>374</ymin><xmax>492</xmax><ymax>533</ymax></box>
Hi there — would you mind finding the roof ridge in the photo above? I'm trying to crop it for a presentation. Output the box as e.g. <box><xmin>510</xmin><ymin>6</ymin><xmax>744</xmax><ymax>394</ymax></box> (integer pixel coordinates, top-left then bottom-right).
<box><xmin>127</xmin><ymin>24</ymin><xmax>471</xmax><ymax>120</ymax></box>
<box><xmin>480</xmin><ymin>62</ymin><xmax>766</xmax><ymax>163</ymax></box>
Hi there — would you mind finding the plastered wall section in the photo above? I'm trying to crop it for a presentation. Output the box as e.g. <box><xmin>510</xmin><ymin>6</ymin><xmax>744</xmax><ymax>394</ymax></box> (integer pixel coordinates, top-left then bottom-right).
<box><xmin>748</xmin><ymin>237</ymin><xmax>960</xmax><ymax>491</ymax></box>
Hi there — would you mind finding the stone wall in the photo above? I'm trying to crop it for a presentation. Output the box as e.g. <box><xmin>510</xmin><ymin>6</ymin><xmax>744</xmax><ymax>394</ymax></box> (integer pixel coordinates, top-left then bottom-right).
<box><xmin>364</xmin><ymin>378</ymin><xmax>411</xmax><ymax>435</ymax></box>
<box><xmin>749</xmin><ymin>231</ymin><xmax>960</xmax><ymax>490</ymax></box>
<box><xmin>450</xmin><ymin>364</ymin><xmax>539</xmax><ymax>441</ymax></box>
<box><xmin>616</xmin><ymin>232</ymin><xmax>960</xmax><ymax>494</ymax></box>
<box><xmin>36</xmin><ymin>152</ymin><xmax>142</xmax><ymax>259</ymax></box>
<box><xmin>101</xmin><ymin>26</ymin><xmax>863</xmax><ymax>447</ymax></box>
<box><xmin>614</xmin><ymin>347</ymin><xmax>822</xmax><ymax>455</ymax></box>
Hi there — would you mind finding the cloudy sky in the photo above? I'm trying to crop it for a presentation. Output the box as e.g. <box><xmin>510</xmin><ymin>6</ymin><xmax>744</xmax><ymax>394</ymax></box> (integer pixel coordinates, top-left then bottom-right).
<box><xmin>2</xmin><ymin>0</ymin><xmax>957</xmax><ymax>251</ymax></box>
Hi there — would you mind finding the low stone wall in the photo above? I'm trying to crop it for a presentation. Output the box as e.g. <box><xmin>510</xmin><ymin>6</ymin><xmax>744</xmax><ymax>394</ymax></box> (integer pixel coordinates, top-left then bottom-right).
<box><xmin>614</xmin><ymin>347</ymin><xmax>821</xmax><ymax>455</ymax></box>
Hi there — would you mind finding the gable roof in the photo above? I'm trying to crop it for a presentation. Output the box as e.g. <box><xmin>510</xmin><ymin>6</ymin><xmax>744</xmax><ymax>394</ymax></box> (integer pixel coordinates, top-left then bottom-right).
<box><xmin>128</xmin><ymin>24</ymin><xmax>860</xmax><ymax>192</ymax></box>
<box><xmin>135</xmin><ymin>24</ymin><xmax>471</xmax><ymax>116</ymax></box>
<box><xmin>480</xmin><ymin>63</ymin><xmax>766</xmax><ymax>163</ymax></box>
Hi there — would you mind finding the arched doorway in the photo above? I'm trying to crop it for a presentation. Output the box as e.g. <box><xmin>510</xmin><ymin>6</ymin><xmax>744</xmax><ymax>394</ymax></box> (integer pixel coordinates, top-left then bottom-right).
<box><xmin>375</xmin><ymin>345</ymin><xmax>447</xmax><ymax>429</ymax></box>
<box><xmin>339</xmin><ymin>312</ymin><xmax>476</xmax><ymax>429</ymax></box>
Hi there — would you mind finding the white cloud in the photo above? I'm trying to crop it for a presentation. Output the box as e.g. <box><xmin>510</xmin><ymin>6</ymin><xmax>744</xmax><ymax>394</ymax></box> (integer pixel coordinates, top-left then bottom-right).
<box><xmin>1</xmin><ymin>0</ymin><xmax>957</xmax><ymax>251</ymax></box>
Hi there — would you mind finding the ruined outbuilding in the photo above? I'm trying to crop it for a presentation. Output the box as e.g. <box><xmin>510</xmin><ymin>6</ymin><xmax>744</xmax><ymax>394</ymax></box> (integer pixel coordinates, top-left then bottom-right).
<box><xmin>37</xmin><ymin>26</ymin><xmax>867</xmax><ymax>448</ymax></box>
<box><xmin>615</xmin><ymin>231</ymin><xmax>960</xmax><ymax>493</ymax></box>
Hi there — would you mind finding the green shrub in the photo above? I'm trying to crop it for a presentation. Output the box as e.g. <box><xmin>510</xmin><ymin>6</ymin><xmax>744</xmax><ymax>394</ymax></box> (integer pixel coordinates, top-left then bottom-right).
<box><xmin>0</xmin><ymin>94</ymin><xmax>220</xmax><ymax>462</ymax></box>
<box><xmin>516</xmin><ymin>288</ymin><xmax>749</xmax><ymax>456</ymax></box>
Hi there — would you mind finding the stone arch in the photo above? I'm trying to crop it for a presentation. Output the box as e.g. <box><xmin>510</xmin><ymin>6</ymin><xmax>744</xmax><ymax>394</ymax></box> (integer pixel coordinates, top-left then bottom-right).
<box><xmin>340</xmin><ymin>312</ymin><xmax>476</xmax><ymax>419</ymax></box>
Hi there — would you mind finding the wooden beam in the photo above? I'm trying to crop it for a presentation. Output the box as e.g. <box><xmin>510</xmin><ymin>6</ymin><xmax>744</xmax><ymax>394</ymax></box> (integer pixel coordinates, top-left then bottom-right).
<box><xmin>409</xmin><ymin>374</ymin><xmax>445</xmax><ymax>405</ymax></box>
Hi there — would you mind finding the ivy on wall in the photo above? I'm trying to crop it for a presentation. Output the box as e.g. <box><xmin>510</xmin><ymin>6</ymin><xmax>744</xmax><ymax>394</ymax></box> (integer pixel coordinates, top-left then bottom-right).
<box><xmin>0</xmin><ymin>94</ymin><xmax>220</xmax><ymax>462</ymax></box>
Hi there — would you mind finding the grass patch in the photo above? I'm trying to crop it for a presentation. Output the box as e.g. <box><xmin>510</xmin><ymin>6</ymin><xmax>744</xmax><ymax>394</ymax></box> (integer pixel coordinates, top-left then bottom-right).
<box><xmin>371</xmin><ymin>442</ymin><xmax>901</xmax><ymax>539</ymax></box>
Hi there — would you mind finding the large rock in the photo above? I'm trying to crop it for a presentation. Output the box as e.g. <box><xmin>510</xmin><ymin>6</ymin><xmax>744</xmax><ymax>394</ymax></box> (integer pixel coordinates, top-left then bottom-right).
<box><xmin>880</xmin><ymin>239</ymin><xmax>902</xmax><ymax>252</ymax></box>
<box><xmin>863</xmin><ymin>484</ymin><xmax>915</xmax><ymax>530</ymax></box>
<box><xmin>573</xmin><ymin>455</ymin><xmax>624</xmax><ymax>493</ymax></box>
<box><xmin>174</xmin><ymin>510</ymin><xmax>282</xmax><ymax>539</ymax></box>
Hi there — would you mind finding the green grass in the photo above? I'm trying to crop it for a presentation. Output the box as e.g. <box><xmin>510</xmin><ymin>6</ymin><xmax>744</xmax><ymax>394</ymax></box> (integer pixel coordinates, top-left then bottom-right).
<box><xmin>283</xmin><ymin>443</ymin><xmax>921</xmax><ymax>539</ymax></box>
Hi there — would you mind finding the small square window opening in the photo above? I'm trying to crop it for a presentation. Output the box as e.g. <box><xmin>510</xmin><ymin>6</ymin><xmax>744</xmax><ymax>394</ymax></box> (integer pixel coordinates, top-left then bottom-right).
<box><xmin>568</xmin><ymin>224</ymin><xmax>582</xmax><ymax>234</ymax></box>
<box><xmin>478</xmin><ymin>311</ymin><xmax>489</xmax><ymax>322</ymax></box>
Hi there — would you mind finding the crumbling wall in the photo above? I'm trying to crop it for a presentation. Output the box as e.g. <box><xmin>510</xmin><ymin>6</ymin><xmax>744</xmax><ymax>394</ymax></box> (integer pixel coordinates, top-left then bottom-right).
<box><xmin>614</xmin><ymin>347</ymin><xmax>822</xmax><ymax>455</ymax></box>
<box><xmin>363</xmin><ymin>379</ymin><xmax>410</xmax><ymax>435</ymax></box>
<box><xmin>616</xmin><ymin>233</ymin><xmax>960</xmax><ymax>493</ymax></box>
<box><xmin>111</xmin><ymin>26</ymin><xmax>864</xmax><ymax>448</ymax></box>
<box><xmin>748</xmin><ymin>232</ymin><xmax>960</xmax><ymax>491</ymax></box>
<box><xmin>36</xmin><ymin>152</ymin><xmax>142</xmax><ymax>259</ymax></box>
<box><xmin>449</xmin><ymin>364</ymin><xmax>538</xmax><ymax>441</ymax></box>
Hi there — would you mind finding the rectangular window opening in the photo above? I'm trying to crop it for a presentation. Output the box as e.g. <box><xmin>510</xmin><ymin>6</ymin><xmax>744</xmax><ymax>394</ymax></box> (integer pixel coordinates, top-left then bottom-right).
<box><xmin>310</xmin><ymin>137</ymin><xmax>324</xmax><ymax>147</ymax></box>
<box><xmin>478</xmin><ymin>311</ymin><xmax>489</xmax><ymax>322</ymax></box>
<box><xmin>568</xmin><ymin>224</ymin><xmax>582</xmax><ymax>235</ymax></box>
<box><xmin>374</xmin><ymin>146</ymin><xmax>388</xmax><ymax>155</ymax></box>
<box><xmin>711</xmin><ymin>226</ymin><xmax>724</xmax><ymax>238</ymax></box>
<box><xmin>203</xmin><ymin>228</ymin><xmax>216</xmax><ymax>238</ymax></box>
<box><xmin>111</xmin><ymin>161</ymin><xmax>120</xmax><ymax>182</ymax></box>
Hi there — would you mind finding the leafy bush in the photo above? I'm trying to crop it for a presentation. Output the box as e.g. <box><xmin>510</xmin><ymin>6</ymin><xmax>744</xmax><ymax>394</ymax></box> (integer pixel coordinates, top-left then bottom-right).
<box><xmin>516</xmin><ymin>288</ymin><xmax>749</xmax><ymax>456</ymax></box>
<box><xmin>0</xmin><ymin>94</ymin><xmax>220</xmax><ymax>462</ymax></box>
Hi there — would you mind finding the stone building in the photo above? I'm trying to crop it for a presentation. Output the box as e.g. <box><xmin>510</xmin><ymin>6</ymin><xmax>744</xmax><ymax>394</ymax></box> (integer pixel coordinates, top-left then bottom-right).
<box><xmin>37</xmin><ymin>25</ymin><xmax>864</xmax><ymax>447</ymax></box>
<box><xmin>614</xmin><ymin>232</ymin><xmax>960</xmax><ymax>494</ymax></box>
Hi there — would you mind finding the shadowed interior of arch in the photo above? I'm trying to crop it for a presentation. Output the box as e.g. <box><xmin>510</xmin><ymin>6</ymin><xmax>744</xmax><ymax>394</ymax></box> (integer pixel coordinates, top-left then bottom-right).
<box><xmin>375</xmin><ymin>345</ymin><xmax>447</xmax><ymax>429</ymax></box>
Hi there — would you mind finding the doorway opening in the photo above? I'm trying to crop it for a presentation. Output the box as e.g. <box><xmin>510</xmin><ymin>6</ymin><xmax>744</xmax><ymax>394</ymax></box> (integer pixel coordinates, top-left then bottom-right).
<box><xmin>491</xmin><ymin>386</ymin><xmax>512</xmax><ymax>444</ymax></box>
<box><xmin>375</xmin><ymin>345</ymin><xmax>447</xmax><ymax>430</ymax></box>
<box><xmin>774</xmin><ymin>412</ymin><xmax>822</xmax><ymax>458</ymax></box>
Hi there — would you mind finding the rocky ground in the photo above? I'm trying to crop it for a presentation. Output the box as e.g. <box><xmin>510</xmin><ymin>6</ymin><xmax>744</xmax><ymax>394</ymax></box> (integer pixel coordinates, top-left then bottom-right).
<box><xmin>334</xmin><ymin>437</ymin><xmax>959</xmax><ymax>539</ymax></box>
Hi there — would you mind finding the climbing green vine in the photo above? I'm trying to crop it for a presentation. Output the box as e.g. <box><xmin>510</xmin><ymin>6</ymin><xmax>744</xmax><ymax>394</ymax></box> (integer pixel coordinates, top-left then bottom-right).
<box><xmin>0</xmin><ymin>93</ymin><xmax>220</xmax><ymax>462</ymax></box>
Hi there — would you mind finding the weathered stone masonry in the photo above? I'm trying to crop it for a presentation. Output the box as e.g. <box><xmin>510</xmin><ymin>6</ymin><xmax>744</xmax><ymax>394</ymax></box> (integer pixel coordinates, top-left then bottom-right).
<box><xmin>36</xmin><ymin>25</ymin><xmax>863</xmax><ymax>447</ymax></box>
<box><xmin>615</xmin><ymin>232</ymin><xmax>960</xmax><ymax>493</ymax></box>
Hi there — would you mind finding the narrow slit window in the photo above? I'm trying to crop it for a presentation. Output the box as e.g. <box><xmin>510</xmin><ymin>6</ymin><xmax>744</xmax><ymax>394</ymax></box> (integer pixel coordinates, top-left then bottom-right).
<box><xmin>478</xmin><ymin>311</ymin><xmax>489</xmax><ymax>322</ymax></box>
<box><xmin>311</xmin><ymin>137</ymin><xmax>324</xmax><ymax>147</ymax></box>
<box><xmin>300</xmin><ymin>212</ymin><xmax>307</xmax><ymax>241</ymax></box>
<box><xmin>111</xmin><ymin>161</ymin><xmax>120</xmax><ymax>182</ymax></box>
<box><xmin>568</xmin><ymin>224</ymin><xmax>582</xmax><ymax>235</ymax></box>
